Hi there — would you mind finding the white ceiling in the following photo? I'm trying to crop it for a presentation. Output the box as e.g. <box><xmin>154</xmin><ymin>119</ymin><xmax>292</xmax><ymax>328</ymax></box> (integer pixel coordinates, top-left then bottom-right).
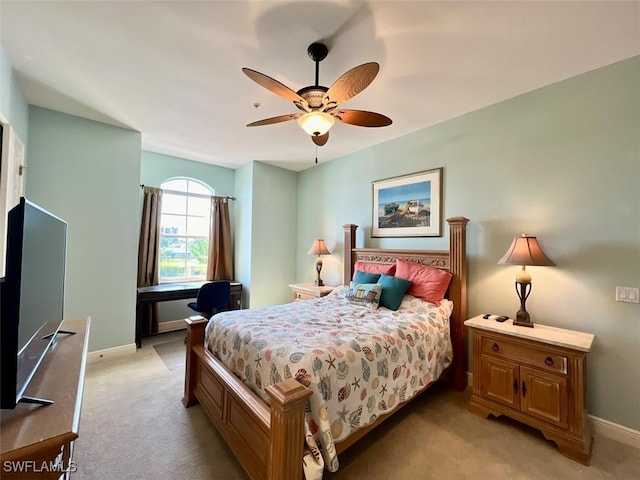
<box><xmin>1</xmin><ymin>1</ymin><xmax>638</xmax><ymax>172</ymax></box>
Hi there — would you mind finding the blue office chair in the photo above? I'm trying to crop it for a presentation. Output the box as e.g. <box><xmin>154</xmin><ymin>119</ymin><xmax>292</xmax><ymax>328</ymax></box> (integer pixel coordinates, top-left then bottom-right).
<box><xmin>187</xmin><ymin>281</ymin><xmax>231</xmax><ymax>319</ymax></box>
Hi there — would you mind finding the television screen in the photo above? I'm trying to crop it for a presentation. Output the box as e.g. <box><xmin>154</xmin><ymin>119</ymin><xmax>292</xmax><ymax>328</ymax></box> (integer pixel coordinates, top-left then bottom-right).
<box><xmin>0</xmin><ymin>197</ymin><xmax>67</xmax><ymax>409</ymax></box>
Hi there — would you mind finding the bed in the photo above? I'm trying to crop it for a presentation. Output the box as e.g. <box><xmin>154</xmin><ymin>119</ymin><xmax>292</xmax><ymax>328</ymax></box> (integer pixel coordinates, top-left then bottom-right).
<box><xmin>183</xmin><ymin>217</ymin><xmax>469</xmax><ymax>480</ymax></box>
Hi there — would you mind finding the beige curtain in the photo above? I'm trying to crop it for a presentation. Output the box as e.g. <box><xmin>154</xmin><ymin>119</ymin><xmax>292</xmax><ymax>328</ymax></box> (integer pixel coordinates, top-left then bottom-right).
<box><xmin>137</xmin><ymin>186</ymin><xmax>162</xmax><ymax>335</ymax></box>
<box><xmin>207</xmin><ymin>196</ymin><xmax>233</xmax><ymax>280</ymax></box>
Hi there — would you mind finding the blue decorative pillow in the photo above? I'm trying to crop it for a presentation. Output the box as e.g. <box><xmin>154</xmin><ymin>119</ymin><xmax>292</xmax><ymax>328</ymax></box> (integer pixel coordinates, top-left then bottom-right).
<box><xmin>377</xmin><ymin>274</ymin><xmax>413</xmax><ymax>311</ymax></box>
<box><xmin>347</xmin><ymin>282</ymin><xmax>382</xmax><ymax>310</ymax></box>
<box><xmin>353</xmin><ymin>270</ymin><xmax>381</xmax><ymax>284</ymax></box>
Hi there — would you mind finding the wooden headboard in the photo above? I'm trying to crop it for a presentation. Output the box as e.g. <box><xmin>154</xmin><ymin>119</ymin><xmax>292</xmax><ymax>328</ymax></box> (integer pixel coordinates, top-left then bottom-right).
<box><xmin>342</xmin><ymin>217</ymin><xmax>469</xmax><ymax>391</ymax></box>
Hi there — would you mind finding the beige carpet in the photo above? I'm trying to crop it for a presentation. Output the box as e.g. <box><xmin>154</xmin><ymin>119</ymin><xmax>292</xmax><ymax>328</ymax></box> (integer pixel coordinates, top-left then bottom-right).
<box><xmin>74</xmin><ymin>331</ymin><xmax>640</xmax><ymax>479</ymax></box>
<box><xmin>153</xmin><ymin>338</ymin><xmax>186</xmax><ymax>371</ymax></box>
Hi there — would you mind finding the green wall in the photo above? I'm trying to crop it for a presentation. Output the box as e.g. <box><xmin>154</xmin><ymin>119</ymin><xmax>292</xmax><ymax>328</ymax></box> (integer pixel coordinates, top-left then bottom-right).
<box><xmin>26</xmin><ymin>107</ymin><xmax>142</xmax><ymax>352</ymax></box>
<box><xmin>249</xmin><ymin>162</ymin><xmax>298</xmax><ymax>307</ymax></box>
<box><xmin>141</xmin><ymin>150</ymin><xmax>235</xmax><ymax>197</ymax></box>
<box><xmin>233</xmin><ymin>162</ymin><xmax>254</xmax><ymax>308</ymax></box>
<box><xmin>232</xmin><ymin>161</ymin><xmax>298</xmax><ymax>308</ymax></box>
<box><xmin>0</xmin><ymin>47</ymin><xmax>29</xmax><ymax>141</ymax></box>
<box><xmin>296</xmin><ymin>56</ymin><xmax>640</xmax><ymax>430</ymax></box>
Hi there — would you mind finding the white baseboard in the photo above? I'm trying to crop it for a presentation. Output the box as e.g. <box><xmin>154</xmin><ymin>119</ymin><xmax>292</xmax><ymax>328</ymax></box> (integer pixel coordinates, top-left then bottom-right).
<box><xmin>87</xmin><ymin>320</ymin><xmax>186</xmax><ymax>364</ymax></box>
<box><xmin>465</xmin><ymin>372</ymin><xmax>639</xmax><ymax>449</ymax></box>
<box><xmin>157</xmin><ymin>319</ymin><xmax>187</xmax><ymax>333</ymax></box>
<box><xmin>591</xmin><ymin>416</ymin><xmax>640</xmax><ymax>449</ymax></box>
<box><xmin>87</xmin><ymin>343</ymin><xmax>137</xmax><ymax>364</ymax></box>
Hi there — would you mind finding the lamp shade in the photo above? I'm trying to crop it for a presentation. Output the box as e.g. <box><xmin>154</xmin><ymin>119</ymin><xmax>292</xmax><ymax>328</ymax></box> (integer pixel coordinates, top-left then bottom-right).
<box><xmin>497</xmin><ymin>234</ymin><xmax>555</xmax><ymax>267</ymax></box>
<box><xmin>498</xmin><ymin>234</ymin><xmax>554</xmax><ymax>328</ymax></box>
<box><xmin>307</xmin><ymin>239</ymin><xmax>330</xmax><ymax>256</ymax></box>
<box><xmin>298</xmin><ymin>112</ymin><xmax>335</xmax><ymax>137</ymax></box>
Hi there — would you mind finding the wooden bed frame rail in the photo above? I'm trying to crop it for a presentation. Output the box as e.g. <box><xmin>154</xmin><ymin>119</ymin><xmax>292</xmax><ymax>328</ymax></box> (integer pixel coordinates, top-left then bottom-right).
<box><xmin>183</xmin><ymin>217</ymin><xmax>469</xmax><ymax>480</ymax></box>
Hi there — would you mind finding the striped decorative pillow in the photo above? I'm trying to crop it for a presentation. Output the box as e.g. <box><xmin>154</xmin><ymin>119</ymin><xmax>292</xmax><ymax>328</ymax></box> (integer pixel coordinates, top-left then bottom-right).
<box><xmin>346</xmin><ymin>282</ymin><xmax>382</xmax><ymax>309</ymax></box>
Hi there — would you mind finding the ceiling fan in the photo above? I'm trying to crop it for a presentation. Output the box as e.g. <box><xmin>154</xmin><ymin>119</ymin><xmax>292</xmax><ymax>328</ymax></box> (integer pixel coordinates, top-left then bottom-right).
<box><xmin>242</xmin><ymin>42</ymin><xmax>392</xmax><ymax>147</ymax></box>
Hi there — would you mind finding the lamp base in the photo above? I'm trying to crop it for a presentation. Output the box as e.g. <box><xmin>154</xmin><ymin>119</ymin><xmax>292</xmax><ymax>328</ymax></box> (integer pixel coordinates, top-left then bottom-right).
<box><xmin>513</xmin><ymin>310</ymin><xmax>534</xmax><ymax>328</ymax></box>
<box><xmin>314</xmin><ymin>257</ymin><xmax>324</xmax><ymax>287</ymax></box>
<box><xmin>513</xmin><ymin>282</ymin><xmax>534</xmax><ymax>327</ymax></box>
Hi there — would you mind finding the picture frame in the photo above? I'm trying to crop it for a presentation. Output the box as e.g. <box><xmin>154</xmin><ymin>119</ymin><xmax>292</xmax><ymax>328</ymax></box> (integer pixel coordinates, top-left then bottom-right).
<box><xmin>371</xmin><ymin>168</ymin><xmax>443</xmax><ymax>237</ymax></box>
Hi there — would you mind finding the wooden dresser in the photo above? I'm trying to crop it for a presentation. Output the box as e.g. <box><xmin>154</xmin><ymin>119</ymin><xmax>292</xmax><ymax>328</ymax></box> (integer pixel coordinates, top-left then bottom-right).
<box><xmin>289</xmin><ymin>283</ymin><xmax>335</xmax><ymax>301</ymax></box>
<box><xmin>1</xmin><ymin>317</ymin><xmax>90</xmax><ymax>479</ymax></box>
<box><xmin>465</xmin><ymin>315</ymin><xmax>594</xmax><ymax>465</ymax></box>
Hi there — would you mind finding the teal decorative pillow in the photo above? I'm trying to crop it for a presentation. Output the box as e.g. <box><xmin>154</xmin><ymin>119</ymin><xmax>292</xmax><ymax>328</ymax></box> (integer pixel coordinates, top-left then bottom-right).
<box><xmin>377</xmin><ymin>274</ymin><xmax>413</xmax><ymax>311</ymax></box>
<box><xmin>347</xmin><ymin>282</ymin><xmax>382</xmax><ymax>309</ymax></box>
<box><xmin>353</xmin><ymin>270</ymin><xmax>381</xmax><ymax>284</ymax></box>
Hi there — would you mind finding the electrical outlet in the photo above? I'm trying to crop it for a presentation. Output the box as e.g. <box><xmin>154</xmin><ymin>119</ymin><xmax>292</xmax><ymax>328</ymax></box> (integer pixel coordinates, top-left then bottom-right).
<box><xmin>616</xmin><ymin>287</ymin><xmax>640</xmax><ymax>304</ymax></box>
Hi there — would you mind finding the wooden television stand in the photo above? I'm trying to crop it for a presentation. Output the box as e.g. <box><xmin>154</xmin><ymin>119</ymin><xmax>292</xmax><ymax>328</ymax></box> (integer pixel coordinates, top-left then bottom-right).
<box><xmin>1</xmin><ymin>317</ymin><xmax>90</xmax><ymax>479</ymax></box>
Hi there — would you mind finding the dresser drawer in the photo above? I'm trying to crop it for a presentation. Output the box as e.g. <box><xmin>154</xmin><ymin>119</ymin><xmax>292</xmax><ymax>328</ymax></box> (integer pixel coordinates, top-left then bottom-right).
<box><xmin>293</xmin><ymin>290</ymin><xmax>315</xmax><ymax>301</ymax></box>
<box><xmin>290</xmin><ymin>283</ymin><xmax>334</xmax><ymax>302</ymax></box>
<box><xmin>481</xmin><ymin>336</ymin><xmax>568</xmax><ymax>375</ymax></box>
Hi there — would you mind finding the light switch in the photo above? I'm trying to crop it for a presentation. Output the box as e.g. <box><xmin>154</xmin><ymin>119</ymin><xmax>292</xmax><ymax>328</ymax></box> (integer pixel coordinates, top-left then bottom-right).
<box><xmin>616</xmin><ymin>286</ymin><xmax>640</xmax><ymax>304</ymax></box>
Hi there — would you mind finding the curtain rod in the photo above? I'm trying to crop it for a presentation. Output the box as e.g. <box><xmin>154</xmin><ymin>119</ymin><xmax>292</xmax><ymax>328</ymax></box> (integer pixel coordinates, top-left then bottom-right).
<box><xmin>140</xmin><ymin>184</ymin><xmax>236</xmax><ymax>201</ymax></box>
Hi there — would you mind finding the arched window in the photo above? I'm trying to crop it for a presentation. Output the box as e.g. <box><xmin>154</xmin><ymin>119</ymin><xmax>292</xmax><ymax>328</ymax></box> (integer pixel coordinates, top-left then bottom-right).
<box><xmin>159</xmin><ymin>178</ymin><xmax>214</xmax><ymax>282</ymax></box>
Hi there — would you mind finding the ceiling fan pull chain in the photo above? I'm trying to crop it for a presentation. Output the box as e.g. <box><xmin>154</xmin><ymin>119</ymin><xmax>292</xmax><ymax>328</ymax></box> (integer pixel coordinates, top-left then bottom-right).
<box><xmin>315</xmin><ymin>145</ymin><xmax>318</xmax><ymax>164</ymax></box>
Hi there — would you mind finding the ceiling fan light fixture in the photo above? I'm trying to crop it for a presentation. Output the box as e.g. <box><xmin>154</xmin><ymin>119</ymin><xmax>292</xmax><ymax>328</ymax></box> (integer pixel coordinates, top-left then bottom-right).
<box><xmin>298</xmin><ymin>111</ymin><xmax>335</xmax><ymax>137</ymax></box>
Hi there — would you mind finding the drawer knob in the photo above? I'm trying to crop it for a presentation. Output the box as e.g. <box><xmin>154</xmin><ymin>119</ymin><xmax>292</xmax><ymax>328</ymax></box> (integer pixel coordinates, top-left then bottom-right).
<box><xmin>491</xmin><ymin>343</ymin><xmax>499</xmax><ymax>352</ymax></box>
<box><xmin>545</xmin><ymin>356</ymin><xmax>554</xmax><ymax>366</ymax></box>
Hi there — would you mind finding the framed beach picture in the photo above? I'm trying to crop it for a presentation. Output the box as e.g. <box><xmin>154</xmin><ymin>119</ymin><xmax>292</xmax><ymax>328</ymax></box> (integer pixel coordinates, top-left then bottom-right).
<box><xmin>371</xmin><ymin>168</ymin><xmax>443</xmax><ymax>237</ymax></box>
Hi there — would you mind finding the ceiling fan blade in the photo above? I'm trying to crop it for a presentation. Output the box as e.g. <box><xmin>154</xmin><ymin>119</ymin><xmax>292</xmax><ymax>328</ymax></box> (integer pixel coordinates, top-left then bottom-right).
<box><xmin>311</xmin><ymin>132</ymin><xmax>329</xmax><ymax>146</ymax></box>
<box><xmin>323</xmin><ymin>62</ymin><xmax>380</xmax><ymax>107</ymax></box>
<box><xmin>246</xmin><ymin>113</ymin><xmax>300</xmax><ymax>127</ymax></box>
<box><xmin>242</xmin><ymin>68</ymin><xmax>305</xmax><ymax>104</ymax></box>
<box><xmin>333</xmin><ymin>109</ymin><xmax>392</xmax><ymax>127</ymax></box>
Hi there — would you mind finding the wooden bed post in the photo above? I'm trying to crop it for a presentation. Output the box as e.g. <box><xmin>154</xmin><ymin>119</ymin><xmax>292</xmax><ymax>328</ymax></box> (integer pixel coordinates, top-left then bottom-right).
<box><xmin>265</xmin><ymin>380</ymin><xmax>313</xmax><ymax>480</ymax></box>
<box><xmin>182</xmin><ymin>316</ymin><xmax>208</xmax><ymax>407</ymax></box>
<box><xmin>446</xmin><ymin>217</ymin><xmax>470</xmax><ymax>392</ymax></box>
<box><xmin>342</xmin><ymin>224</ymin><xmax>358</xmax><ymax>285</ymax></box>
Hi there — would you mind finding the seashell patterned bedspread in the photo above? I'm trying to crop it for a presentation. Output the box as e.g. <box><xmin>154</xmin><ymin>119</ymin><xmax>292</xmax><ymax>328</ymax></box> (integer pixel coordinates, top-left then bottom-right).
<box><xmin>204</xmin><ymin>286</ymin><xmax>453</xmax><ymax>475</ymax></box>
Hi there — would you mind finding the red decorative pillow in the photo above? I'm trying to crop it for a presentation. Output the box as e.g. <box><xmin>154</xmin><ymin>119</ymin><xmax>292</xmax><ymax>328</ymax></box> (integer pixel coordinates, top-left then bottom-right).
<box><xmin>394</xmin><ymin>258</ymin><xmax>452</xmax><ymax>305</ymax></box>
<box><xmin>353</xmin><ymin>261</ymin><xmax>396</xmax><ymax>278</ymax></box>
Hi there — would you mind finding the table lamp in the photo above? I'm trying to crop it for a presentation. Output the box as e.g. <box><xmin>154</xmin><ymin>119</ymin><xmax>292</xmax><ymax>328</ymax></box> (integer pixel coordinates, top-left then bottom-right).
<box><xmin>307</xmin><ymin>239</ymin><xmax>330</xmax><ymax>286</ymax></box>
<box><xmin>498</xmin><ymin>234</ymin><xmax>555</xmax><ymax>327</ymax></box>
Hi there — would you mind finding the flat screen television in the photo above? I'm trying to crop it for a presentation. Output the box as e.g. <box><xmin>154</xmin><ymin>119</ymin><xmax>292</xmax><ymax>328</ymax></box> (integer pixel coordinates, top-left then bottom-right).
<box><xmin>0</xmin><ymin>197</ymin><xmax>68</xmax><ymax>409</ymax></box>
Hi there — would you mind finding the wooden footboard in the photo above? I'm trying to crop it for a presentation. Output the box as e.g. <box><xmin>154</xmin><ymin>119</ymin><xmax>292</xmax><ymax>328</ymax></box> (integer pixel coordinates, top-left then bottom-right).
<box><xmin>183</xmin><ymin>317</ymin><xmax>311</xmax><ymax>480</ymax></box>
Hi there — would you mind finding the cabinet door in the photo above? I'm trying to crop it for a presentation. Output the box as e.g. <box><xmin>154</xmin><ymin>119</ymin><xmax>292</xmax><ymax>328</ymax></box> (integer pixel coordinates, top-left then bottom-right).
<box><xmin>480</xmin><ymin>354</ymin><xmax>520</xmax><ymax>410</ymax></box>
<box><xmin>521</xmin><ymin>366</ymin><xmax>568</xmax><ymax>429</ymax></box>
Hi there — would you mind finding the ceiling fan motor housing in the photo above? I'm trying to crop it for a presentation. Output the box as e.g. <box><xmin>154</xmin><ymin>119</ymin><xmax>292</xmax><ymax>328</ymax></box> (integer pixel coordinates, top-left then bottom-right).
<box><xmin>296</xmin><ymin>86</ymin><xmax>329</xmax><ymax>111</ymax></box>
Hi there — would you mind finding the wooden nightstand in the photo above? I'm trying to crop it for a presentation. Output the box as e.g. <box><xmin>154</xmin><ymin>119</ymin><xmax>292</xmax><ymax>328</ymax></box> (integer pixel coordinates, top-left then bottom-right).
<box><xmin>289</xmin><ymin>283</ymin><xmax>335</xmax><ymax>302</ymax></box>
<box><xmin>464</xmin><ymin>315</ymin><xmax>595</xmax><ymax>465</ymax></box>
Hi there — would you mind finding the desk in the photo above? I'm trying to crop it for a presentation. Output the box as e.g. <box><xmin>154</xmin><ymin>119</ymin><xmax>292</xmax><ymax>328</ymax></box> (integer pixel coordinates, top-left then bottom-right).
<box><xmin>136</xmin><ymin>281</ymin><xmax>242</xmax><ymax>348</ymax></box>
